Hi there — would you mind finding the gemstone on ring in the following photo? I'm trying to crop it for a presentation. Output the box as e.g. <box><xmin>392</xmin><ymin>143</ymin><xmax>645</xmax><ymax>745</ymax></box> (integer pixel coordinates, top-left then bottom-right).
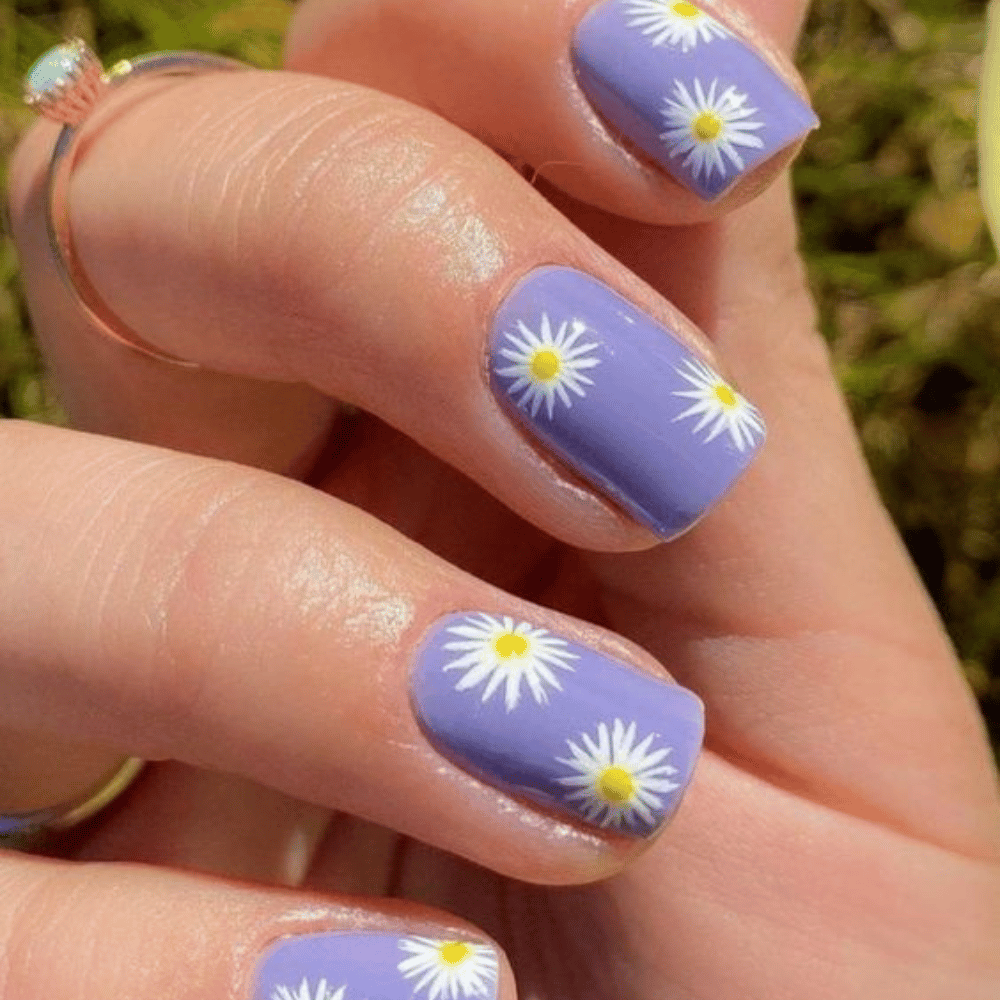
<box><xmin>23</xmin><ymin>38</ymin><xmax>108</xmax><ymax>126</ymax></box>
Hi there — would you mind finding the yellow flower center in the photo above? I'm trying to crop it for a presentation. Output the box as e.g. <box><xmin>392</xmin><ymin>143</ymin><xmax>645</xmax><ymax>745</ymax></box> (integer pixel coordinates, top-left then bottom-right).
<box><xmin>598</xmin><ymin>766</ymin><xmax>635</xmax><ymax>804</ymax></box>
<box><xmin>530</xmin><ymin>350</ymin><xmax>561</xmax><ymax>382</ymax></box>
<box><xmin>494</xmin><ymin>633</ymin><xmax>529</xmax><ymax>658</ymax></box>
<box><xmin>439</xmin><ymin>942</ymin><xmax>471</xmax><ymax>966</ymax></box>
<box><xmin>714</xmin><ymin>384</ymin><xmax>738</xmax><ymax>409</ymax></box>
<box><xmin>692</xmin><ymin>111</ymin><xmax>723</xmax><ymax>142</ymax></box>
<box><xmin>672</xmin><ymin>1</ymin><xmax>701</xmax><ymax>16</ymax></box>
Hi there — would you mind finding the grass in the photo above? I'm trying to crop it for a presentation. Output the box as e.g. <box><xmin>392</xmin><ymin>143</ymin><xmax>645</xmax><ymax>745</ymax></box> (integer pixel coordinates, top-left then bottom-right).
<box><xmin>1</xmin><ymin>0</ymin><xmax>998</xmax><ymax>753</ymax></box>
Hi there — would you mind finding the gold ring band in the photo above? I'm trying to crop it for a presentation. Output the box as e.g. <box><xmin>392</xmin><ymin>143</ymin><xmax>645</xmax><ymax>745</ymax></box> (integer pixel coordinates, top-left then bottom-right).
<box><xmin>0</xmin><ymin>757</ymin><xmax>144</xmax><ymax>850</ymax></box>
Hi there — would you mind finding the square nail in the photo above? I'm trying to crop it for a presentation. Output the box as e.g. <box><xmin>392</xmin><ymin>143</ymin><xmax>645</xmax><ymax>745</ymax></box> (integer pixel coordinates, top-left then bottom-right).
<box><xmin>572</xmin><ymin>0</ymin><xmax>819</xmax><ymax>200</ymax></box>
<box><xmin>411</xmin><ymin>612</ymin><xmax>704</xmax><ymax>837</ymax></box>
<box><xmin>490</xmin><ymin>266</ymin><xmax>764</xmax><ymax>538</ymax></box>
<box><xmin>253</xmin><ymin>932</ymin><xmax>500</xmax><ymax>1000</ymax></box>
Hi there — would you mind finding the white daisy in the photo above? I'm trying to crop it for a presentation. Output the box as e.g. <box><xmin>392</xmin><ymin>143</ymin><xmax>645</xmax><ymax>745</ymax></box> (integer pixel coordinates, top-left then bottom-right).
<box><xmin>623</xmin><ymin>0</ymin><xmax>730</xmax><ymax>51</ymax></box>
<box><xmin>660</xmin><ymin>78</ymin><xmax>765</xmax><ymax>182</ymax></box>
<box><xmin>495</xmin><ymin>314</ymin><xmax>601</xmax><ymax>419</ymax></box>
<box><xmin>398</xmin><ymin>937</ymin><xmax>498</xmax><ymax>1000</ymax></box>
<box><xmin>671</xmin><ymin>357</ymin><xmax>764</xmax><ymax>452</ymax></box>
<box><xmin>272</xmin><ymin>980</ymin><xmax>346</xmax><ymax>1000</ymax></box>
<box><xmin>555</xmin><ymin>719</ymin><xmax>680</xmax><ymax>830</ymax></box>
<box><xmin>443</xmin><ymin>613</ymin><xmax>578</xmax><ymax>711</ymax></box>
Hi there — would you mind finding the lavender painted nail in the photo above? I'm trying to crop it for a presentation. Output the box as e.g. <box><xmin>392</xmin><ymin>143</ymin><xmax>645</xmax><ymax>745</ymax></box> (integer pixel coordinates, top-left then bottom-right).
<box><xmin>411</xmin><ymin>612</ymin><xmax>704</xmax><ymax>837</ymax></box>
<box><xmin>490</xmin><ymin>266</ymin><xmax>764</xmax><ymax>538</ymax></box>
<box><xmin>572</xmin><ymin>0</ymin><xmax>819</xmax><ymax>200</ymax></box>
<box><xmin>253</xmin><ymin>932</ymin><xmax>500</xmax><ymax>1000</ymax></box>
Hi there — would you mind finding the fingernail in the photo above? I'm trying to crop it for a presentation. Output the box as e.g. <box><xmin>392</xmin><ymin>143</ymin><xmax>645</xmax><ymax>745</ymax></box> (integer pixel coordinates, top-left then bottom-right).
<box><xmin>490</xmin><ymin>266</ymin><xmax>764</xmax><ymax>538</ymax></box>
<box><xmin>411</xmin><ymin>612</ymin><xmax>704</xmax><ymax>837</ymax></box>
<box><xmin>253</xmin><ymin>932</ymin><xmax>500</xmax><ymax>1000</ymax></box>
<box><xmin>572</xmin><ymin>0</ymin><xmax>819</xmax><ymax>200</ymax></box>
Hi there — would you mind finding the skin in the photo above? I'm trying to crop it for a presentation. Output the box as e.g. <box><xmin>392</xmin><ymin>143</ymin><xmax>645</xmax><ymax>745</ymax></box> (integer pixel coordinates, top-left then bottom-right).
<box><xmin>2</xmin><ymin>0</ymin><xmax>999</xmax><ymax>996</ymax></box>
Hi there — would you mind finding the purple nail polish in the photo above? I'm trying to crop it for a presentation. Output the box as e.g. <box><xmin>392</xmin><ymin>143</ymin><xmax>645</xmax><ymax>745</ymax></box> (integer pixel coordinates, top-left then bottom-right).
<box><xmin>410</xmin><ymin>612</ymin><xmax>704</xmax><ymax>837</ymax></box>
<box><xmin>572</xmin><ymin>0</ymin><xmax>819</xmax><ymax>200</ymax></box>
<box><xmin>253</xmin><ymin>933</ymin><xmax>500</xmax><ymax>1000</ymax></box>
<box><xmin>490</xmin><ymin>266</ymin><xmax>764</xmax><ymax>538</ymax></box>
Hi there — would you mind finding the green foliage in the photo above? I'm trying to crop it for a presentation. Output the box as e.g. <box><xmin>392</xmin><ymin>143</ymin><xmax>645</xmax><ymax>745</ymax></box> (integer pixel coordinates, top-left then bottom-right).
<box><xmin>0</xmin><ymin>0</ymin><xmax>997</xmax><ymax>747</ymax></box>
<box><xmin>2</xmin><ymin>0</ymin><xmax>291</xmax><ymax>70</ymax></box>
<box><xmin>797</xmin><ymin>0</ymin><xmax>1000</xmax><ymax>745</ymax></box>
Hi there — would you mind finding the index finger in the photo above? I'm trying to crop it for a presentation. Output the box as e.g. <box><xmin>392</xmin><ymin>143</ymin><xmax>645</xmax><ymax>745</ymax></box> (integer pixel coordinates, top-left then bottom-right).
<box><xmin>9</xmin><ymin>68</ymin><xmax>769</xmax><ymax>552</ymax></box>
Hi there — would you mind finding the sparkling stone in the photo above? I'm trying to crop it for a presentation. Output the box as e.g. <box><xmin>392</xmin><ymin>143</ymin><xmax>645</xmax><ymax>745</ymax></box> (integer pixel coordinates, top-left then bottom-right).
<box><xmin>25</xmin><ymin>42</ymin><xmax>84</xmax><ymax>99</ymax></box>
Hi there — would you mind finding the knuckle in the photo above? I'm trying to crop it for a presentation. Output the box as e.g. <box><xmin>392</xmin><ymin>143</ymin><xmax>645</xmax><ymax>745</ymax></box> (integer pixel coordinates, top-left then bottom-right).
<box><xmin>36</xmin><ymin>447</ymin><xmax>266</xmax><ymax>755</ymax></box>
<box><xmin>182</xmin><ymin>75</ymin><xmax>505</xmax><ymax>374</ymax></box>
<box><xmin>131</xmin><ymin>465</ymin><xmax>271</xmax><ymax>752</ymax></box>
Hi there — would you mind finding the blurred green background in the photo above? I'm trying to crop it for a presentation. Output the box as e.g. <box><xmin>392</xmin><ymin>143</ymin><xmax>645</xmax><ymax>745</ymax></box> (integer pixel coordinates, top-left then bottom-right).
<box><xmin>1</xmin><ymin>0</ymin><xmax>998</xmax><ymax>754</ymax></box>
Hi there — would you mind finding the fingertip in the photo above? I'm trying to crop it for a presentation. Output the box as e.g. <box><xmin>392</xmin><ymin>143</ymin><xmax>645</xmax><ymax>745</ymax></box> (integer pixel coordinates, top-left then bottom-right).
<box><xmin>566</xmin><ymin>0</ymin><xmax>818</xmax><ymax>220</ymax></box>
<box><xmin>283</xmin><ymin>0</ymin><xmax>818</xmax><ymax>227</ymax></box>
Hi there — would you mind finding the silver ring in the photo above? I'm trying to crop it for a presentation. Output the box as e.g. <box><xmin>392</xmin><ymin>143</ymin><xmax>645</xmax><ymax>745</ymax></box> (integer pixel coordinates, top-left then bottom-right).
<box><xmin>24</xmin><ymin>38</ymin><xmax>250</xmax><ymax>366</ymax></box>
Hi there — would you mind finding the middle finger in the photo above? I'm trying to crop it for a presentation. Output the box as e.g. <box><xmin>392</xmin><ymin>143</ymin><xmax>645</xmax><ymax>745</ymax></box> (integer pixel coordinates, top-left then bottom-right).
<box><xmin>10</xmin><ymin>69</ymin><xmax>766</xmax><ymax>550</ymax></box>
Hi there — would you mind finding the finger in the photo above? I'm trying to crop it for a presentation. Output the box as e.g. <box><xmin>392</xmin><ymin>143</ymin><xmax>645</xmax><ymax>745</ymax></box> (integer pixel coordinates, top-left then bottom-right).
<box><xmin>0</xmin><ymin>851</ymin><xmax>515</xmax><ymax>1000</ymax></box>
<box><xmin>486</xmin><ymin>0</ymin><xmax>1000</xmax><ymax>857</ymax></box>
<box><xmin>391</xmin><ymin>770</ymin><xmax>1000</xmax><ymax>1000</ymax></box>
<box><xmin>286</xmin><ymin>0</ymin><xmax>818</xmax><ymax>223</ymax></box>
<box><xmin>8</xmin><ymin>71</ymin><xmax>768</xmax><ymax>552</ymax></box>
<box><xmin>7</xmin><ymin>120</ymin><xmax>338</xmax><ymax>480</ymax></box>
<box><xmin>576</xmin><ymin>179</ymin><xmax>1000</xmax><ymax>858</ymax></box>
<box><xmin>0</xmin><ymin>421</ymin><xmax>704</xmax><ymax>884</ymax></box>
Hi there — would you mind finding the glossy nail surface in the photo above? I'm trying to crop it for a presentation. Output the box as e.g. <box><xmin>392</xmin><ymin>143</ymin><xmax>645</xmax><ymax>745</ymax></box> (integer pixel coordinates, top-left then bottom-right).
<box><xmin>490</xmin><ymin>266</ymin><xmax>765</xmax><ymax>538</ymax></box>
<box><xmin>572</xmin><ymin>0</ymin><xmax>819</xmax><ymax>200</ymax></box>
<box><xmin>253</xmin><ymin>933</ymin><xmax>500</xmax><ymax>1000</ymax></box>
<box><xmin>411</xmin><ymin>612</ymin><xmax>704</xmax><ymax>837</ymax></box>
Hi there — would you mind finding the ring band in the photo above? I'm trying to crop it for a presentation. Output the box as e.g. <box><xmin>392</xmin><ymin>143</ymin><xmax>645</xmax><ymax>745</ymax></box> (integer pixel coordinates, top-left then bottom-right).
<box><xmin>23</xmin><ymin>38</ymin><xmax>250</xmax><ymax>366</ymax></box>
<box><xmin>0</xmin><ymin>756</ymin><xmax>144</xmax><ymax>850</ymax></box>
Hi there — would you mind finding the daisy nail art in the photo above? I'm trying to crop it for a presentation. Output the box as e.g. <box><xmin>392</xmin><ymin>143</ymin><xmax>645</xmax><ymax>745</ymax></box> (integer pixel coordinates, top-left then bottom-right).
<box><xmin>442</xmin><ymin>613</ymin><xmax>578</xmax><ymax>711</ymax></box>
<box><xmin>573</xmin><ymin>0</ymin><xmax>818</xmax><ymax>199</ymax></box>
<box><xmin>660</xmin><ymin>78</ymin><xmax>764</xmax><ymax>183</ymax></box>
<box><xmin>490</xmin><ymin>268</ymin><xmax>765</xmax><ymax>538</ymax></box>
<box><xmin>672</xmin><ymin>358</ymin><xmax>765</xmax><ymax>452</ymax></box>
<box><xmin>272</xmin><ymin>982</ymin><xmax>345</xmax><ymax>1000</ymax></box>
<box><xmin>411</xmin><ymin>610</ymin><xmax>704</xmax><ymax>837</ymax></box>
<box><xmin>398</xmin><ymin>937</ymin><xmax>499</xmax><ymax>1000</ymax></box>
<box><xmin>495</xmin><ymin>314</ymin><xmax>601</xmax><ymax>419</ymax></box>
<box><xmin>623</xmin><ymin>0</ymin><xmax>729</xmax><ymax>51</ymax></box>
<box><xmin>252</xmin><ymin>934</ymin><xmax>499</xmax><ymax>1000</ymax></box>
<box><xmin>555</xmin><ymin>719</ymin><xmax>680</xmax><ymax>832</ymax></box>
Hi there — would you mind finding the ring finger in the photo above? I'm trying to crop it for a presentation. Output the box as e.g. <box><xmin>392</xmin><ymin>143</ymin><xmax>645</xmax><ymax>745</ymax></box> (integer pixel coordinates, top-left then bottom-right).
<box><xmin>0</xmin><ymin>420</ymin><xmax>705</xmax><ymax>885</ymax></box>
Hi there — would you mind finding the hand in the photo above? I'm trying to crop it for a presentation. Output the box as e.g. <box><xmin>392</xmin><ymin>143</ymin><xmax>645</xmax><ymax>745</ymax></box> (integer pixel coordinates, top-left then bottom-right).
<box><xmin>4</xmin><ymin>0</ymin><xmax>999</xmax><ymax>997</ymax></box>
